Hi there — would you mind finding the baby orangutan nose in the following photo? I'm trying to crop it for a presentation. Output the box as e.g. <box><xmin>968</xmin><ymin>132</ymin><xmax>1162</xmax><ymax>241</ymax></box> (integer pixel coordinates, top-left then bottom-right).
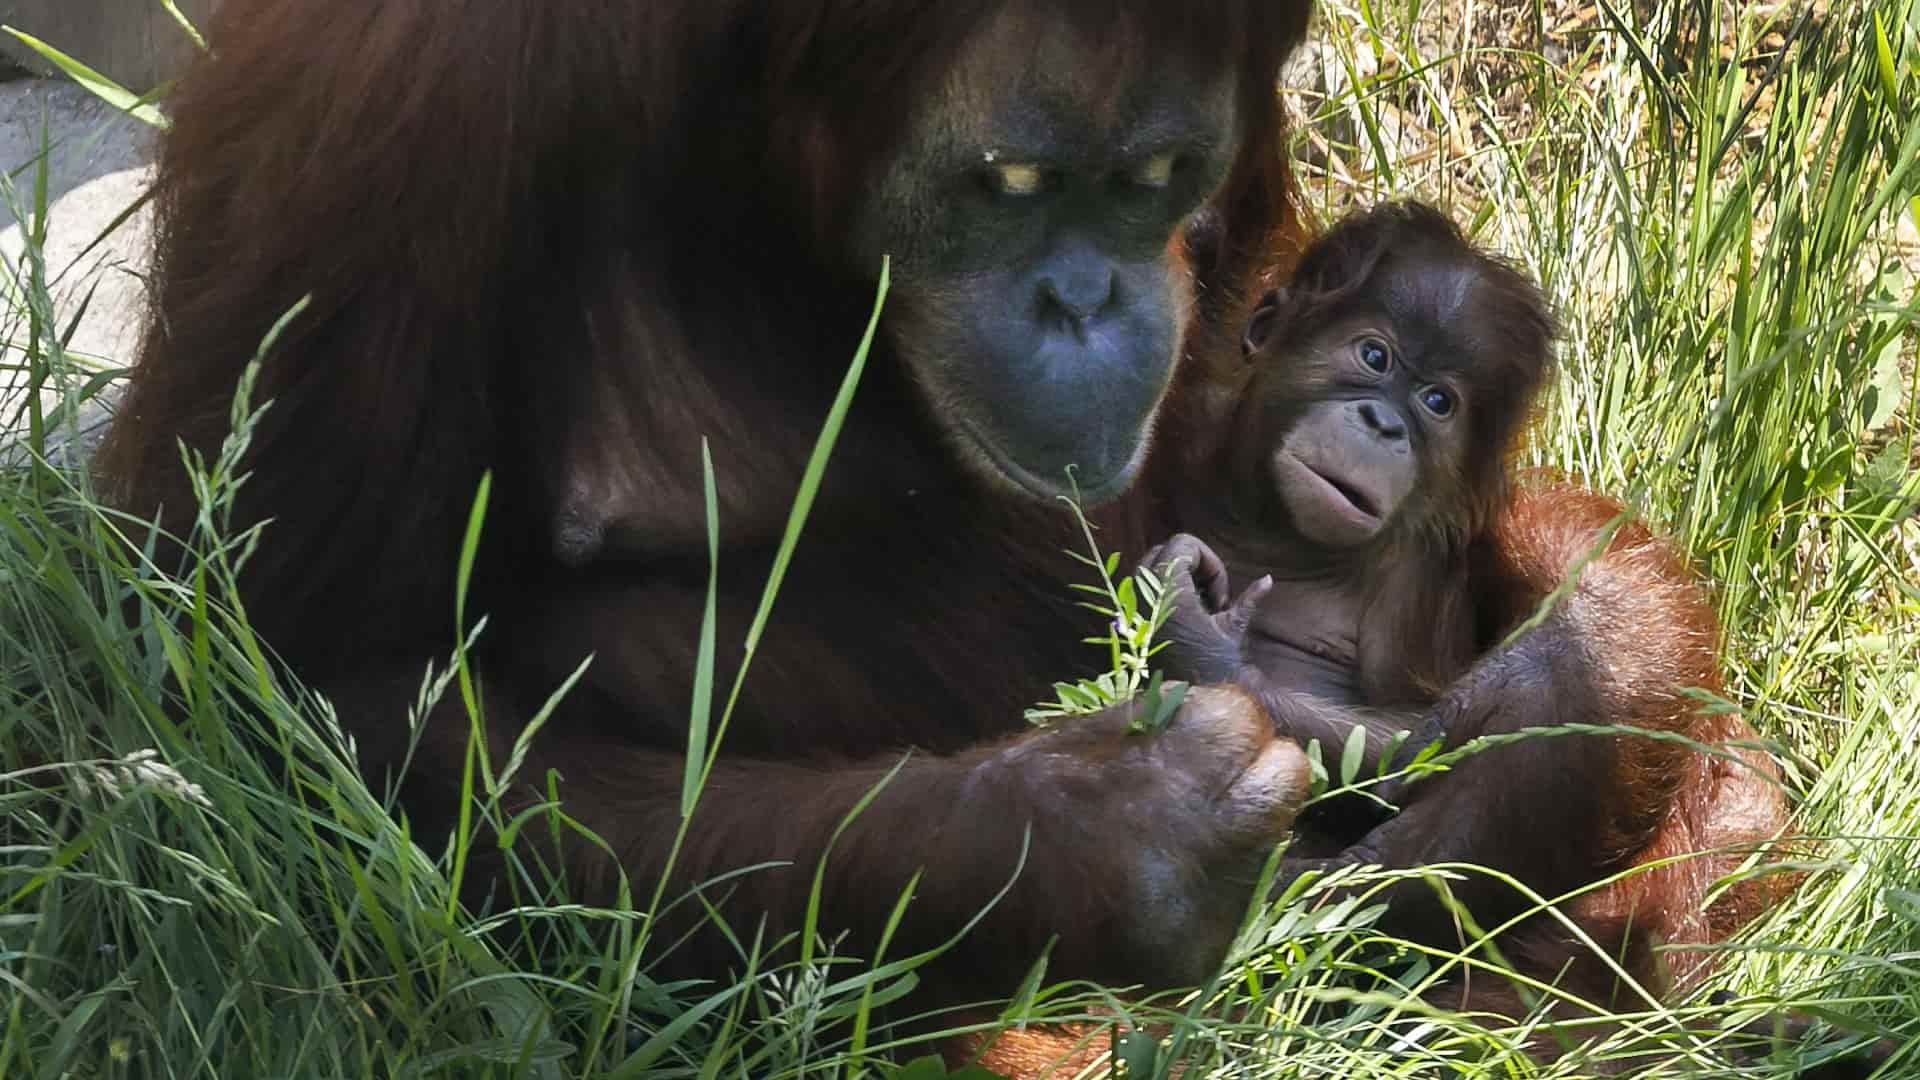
<box><xmin>1355</xmin><ymin>400</ymin><xmax>1407</xmax><ymax>441</ymax></box>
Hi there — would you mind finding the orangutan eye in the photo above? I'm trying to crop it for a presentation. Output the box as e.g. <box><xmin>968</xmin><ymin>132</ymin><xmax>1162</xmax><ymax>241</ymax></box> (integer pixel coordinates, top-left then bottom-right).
<box><xmin>1419</xmin><ymin>384</ymin><xmax>1456</xmax><ymax>417</ymax></box>
<box><xmin>1357</xmin><ymin>338</ymin><xmax>1392</xmax><ymax>374</ymax></box>
<box><xmin>1131</xmin><ymin>152</ymin><xmax>1178</xmax><ymax>189</ymax></box>
<box><xmin>985</xmin><ymin>162</ymin><xmax>1050</xmax><ymax>196</ymax></box>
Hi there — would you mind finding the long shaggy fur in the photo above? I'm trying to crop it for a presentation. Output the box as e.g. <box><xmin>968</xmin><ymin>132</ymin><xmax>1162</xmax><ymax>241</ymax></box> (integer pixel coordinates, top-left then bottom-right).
<box><xmin>97</xmin><ymin>5</ymin><xmax>1797</xmax><ymax>1074</ymax></box>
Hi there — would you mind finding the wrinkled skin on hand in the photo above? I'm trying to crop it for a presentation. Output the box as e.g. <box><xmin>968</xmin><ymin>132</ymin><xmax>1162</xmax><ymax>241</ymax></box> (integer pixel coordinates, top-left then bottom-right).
<box><xmin>986</xmin><ymin>686</ymin><xmax>1312</xmax><ymax>983</ymax></box>
<box><xmin>1143</xmin><ymin>533</ymin><xmax>1274</xmax><ymax>686</ymax></box>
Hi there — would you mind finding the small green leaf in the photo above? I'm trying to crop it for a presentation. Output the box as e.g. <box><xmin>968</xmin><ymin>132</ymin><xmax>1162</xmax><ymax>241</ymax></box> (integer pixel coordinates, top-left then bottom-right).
<box><xmin>1133</xmin><ymin>674</ymin><xmax>1188</xmax><ymax>736</ymax></box>
<box><xmin>1303</xmin><ymin>739</ymin><xmax>1329</xmax><ymax>792</ymax></box>
<box><xmin>1377</xmin><ymin>730</ymin><xmax>1410</xmax><ymax>777</ymax></box>
<box><xmin>1404</xmin><ymin>738</ymin><xmax>1447</xmax><ymax>777</ymax></box>
<box><xmin>1024</xmin><ymin>705</ymin><xmax>1064</xmax><ymax>725</ymax></box>
<box><xmin>1339</xmin><ymin>724</ymin><xmax>1369</xmax><ymax>786</ymax></box>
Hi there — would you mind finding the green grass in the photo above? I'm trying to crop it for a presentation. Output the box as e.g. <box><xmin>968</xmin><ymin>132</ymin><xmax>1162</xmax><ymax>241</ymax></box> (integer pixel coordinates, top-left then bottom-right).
<box><xmin>2</xmin><ymin>0</ymin><xmax>1918</xmax><ymax>1076</ymax></box>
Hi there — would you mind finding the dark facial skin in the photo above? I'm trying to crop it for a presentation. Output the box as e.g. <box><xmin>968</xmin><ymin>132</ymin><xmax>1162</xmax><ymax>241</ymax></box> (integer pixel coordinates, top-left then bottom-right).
<box><xmin>1150</xmin><ymin>274</ymin><xmax>1489</xmax><ymax>703</ymax></box>
<box><xmin>851</xmin><ymin>10</ymin><xmax>1240</xmax><ymax>503</ymax></box>
<box><xmin>1250</xmin><ymin>309</ymin><xmax>1467</xmax><ymax>552</ymax></box>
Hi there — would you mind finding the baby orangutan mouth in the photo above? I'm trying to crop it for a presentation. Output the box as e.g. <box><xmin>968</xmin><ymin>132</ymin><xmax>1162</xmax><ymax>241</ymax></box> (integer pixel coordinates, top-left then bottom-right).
<box><xmin>1295</xmin><ymin>454</ymin><xmax>1382</xmax><ymax>522</ymax></box>
<box><xmin>1270</xmin><ymin>446</ymin><xmax>1390</xmax><ymax>546</ymax></box>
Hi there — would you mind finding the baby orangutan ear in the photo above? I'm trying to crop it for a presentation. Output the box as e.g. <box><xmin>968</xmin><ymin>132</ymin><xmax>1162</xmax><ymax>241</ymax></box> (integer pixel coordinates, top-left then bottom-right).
<box><xmin>1243</xmin><ymin>288</ymin><xmax>1284</xmax><ymax>361</ymax></box>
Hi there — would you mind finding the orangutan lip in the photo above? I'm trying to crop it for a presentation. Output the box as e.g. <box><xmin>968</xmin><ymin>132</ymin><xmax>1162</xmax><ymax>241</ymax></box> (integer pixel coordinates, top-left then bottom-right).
<box><xmin>956</xmin><ymin>418</ymin><xmax>1131</xmax><ymax>506</ymax></box>
<box><xmin>1296</xmin><ymin>459</ymin><xmax>1379</xmax><ymax>521</ymax></box>
<box><xmin>1323</xmin><ymin>473</ymin><xmax>1380</xmax><ymax>518</ymax></box>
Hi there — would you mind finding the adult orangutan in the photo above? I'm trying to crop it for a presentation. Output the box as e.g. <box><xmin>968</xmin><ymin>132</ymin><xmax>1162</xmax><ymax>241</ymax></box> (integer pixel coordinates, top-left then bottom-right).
<box><xmin>98</xmin><ymin>0</ymin><xmax>1785</xmax><ymax>1062</ymax></box>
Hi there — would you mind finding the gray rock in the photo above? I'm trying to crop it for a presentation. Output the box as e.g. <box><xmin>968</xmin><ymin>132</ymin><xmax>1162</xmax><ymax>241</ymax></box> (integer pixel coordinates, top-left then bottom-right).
<box><xmin>0</xmin><ymin>77</ymin><xmax>152</xmax><ymax>459</ymax></box>
<box><xmin>0</xmin><ymin>77</ymin><xmax>153</xmax><ymax>225</ymax></box>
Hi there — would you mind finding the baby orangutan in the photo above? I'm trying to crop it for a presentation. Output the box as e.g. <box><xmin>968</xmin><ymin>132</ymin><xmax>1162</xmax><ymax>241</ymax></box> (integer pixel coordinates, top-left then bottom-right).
<box><xmin>1145</xmin><ymin>200</ymin><xmax>1556</xmax><ymax>813</ymax></box>
<box><xmin>1124</xmin><ymin>199</ymin><xmax>1896</xmax><ymax>1078</ymax></box>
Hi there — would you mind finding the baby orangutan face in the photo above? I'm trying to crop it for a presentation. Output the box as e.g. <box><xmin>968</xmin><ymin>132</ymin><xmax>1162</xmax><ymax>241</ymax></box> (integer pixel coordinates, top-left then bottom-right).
<box><xmin>1239</xmin><ymin>293</ymin><xmax>1472</xmax><ymax>552</ymax></box>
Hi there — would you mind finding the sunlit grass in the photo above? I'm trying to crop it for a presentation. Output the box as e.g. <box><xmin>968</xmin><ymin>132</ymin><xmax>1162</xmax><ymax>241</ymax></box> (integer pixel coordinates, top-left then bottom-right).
<box><xmin>0</xmin><ymin>1</ymin><xmax>1916</xmax><ymax>1076</ymax></box>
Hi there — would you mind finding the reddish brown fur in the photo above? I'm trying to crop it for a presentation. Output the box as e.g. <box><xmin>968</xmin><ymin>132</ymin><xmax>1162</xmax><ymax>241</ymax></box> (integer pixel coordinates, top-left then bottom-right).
<box><xmin>1489</xmin><ymin>484</ymin><xmax>1788</xmax><ymax>989</ymax></box>
<box><xmin>100</xmin><ymin>0</ymin><xmax>1316</xmax><ymax>1020</ymax></box>
<box><xmin>100</xmin><ymin>1</ymin><xmax>1305</xmax><ymax>669</ymax></box>
<box><xmin>957</xmin><ymin>486</ymin><xmax>1791</xmax><ymax>1074</ymax></box>
<box><xmin>98</xmin><ymin>3</ymin><xmax>1794</xmax><ymax>1075</ymax></box>
<box><xmin>1180</xmin><ymin>211</ymin><xmax>1787</xmax><ymax>989</ymax></box>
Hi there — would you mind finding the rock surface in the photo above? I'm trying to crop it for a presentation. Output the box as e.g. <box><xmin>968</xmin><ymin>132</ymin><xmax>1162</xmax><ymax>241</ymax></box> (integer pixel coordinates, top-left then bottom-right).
<box><xmin>0</xmin><ymin>78</ymin><xmax>152</xmax><ymax>454</ymax></box>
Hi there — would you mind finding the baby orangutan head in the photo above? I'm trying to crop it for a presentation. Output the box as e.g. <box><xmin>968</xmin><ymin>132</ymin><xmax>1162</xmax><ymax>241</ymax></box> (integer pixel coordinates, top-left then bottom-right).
<box><xmin>1234</xmin><ymin>201</ymin><xmax>1557</xmax><ymax>554</ymax></box>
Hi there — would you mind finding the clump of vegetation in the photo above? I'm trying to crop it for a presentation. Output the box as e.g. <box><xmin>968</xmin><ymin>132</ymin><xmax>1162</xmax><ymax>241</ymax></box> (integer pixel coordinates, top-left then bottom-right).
<box><xmin>1</xmin><ymin>1</ymin><xmax>1916</xmax><ymax>1076</ymax></box>
<box><xmin>1022</xmin><ymin>485</ymin><xmax>1188</xmax><ymax>735</ymax></box>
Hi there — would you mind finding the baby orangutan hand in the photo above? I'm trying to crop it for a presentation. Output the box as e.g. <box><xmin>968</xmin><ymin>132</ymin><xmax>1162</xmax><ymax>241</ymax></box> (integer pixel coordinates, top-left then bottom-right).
<box><xmin>1142</xmin><ymin>533</ymin><xmax>1274</xmax><ymax>685</ymax></box>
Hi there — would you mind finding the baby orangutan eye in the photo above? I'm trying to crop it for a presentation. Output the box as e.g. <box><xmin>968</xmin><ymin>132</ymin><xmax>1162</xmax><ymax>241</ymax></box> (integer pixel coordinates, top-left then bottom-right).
<box><xmin>1418</xmin><ymin>384</ymin><xmax>1456</xmax><ymax>417</ymax></box>
<box><xmin>1358</xmin><ymin>338</ymin><xmax>1392</xmax><ymax>374</ymax></box>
